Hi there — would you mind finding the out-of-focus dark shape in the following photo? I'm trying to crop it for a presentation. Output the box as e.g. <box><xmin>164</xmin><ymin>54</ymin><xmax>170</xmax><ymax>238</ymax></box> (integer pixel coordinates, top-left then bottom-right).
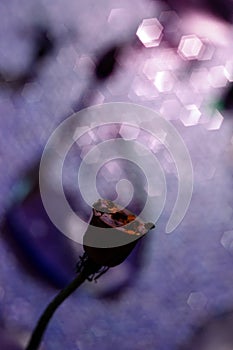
<box><xmin>0</xmin><ymin>24</ymin><xmax>56</xmax><ymax>92</ymax></box>
<box><xmin>95</xmin><ymin>45</ymin><xmax>120</xmax><ymax>80</ymax></box>
<box><xmin>0</xmin><ymin>336</ymin><xmax>22</xmax><ymax>350</ymax></box>
<box><xmin>1</xmin><ymin>164</ymin><xmax>80</xmax><ymax>289</ymax></box>
<box><xmin>161</xmin><ymin>0</ymin><xmax>233</xmax><ymax>23</ymax></box>
<box><xmin>28</xmin><ymin>24</ymin><xmax>55</xmax><ymax>72</ymax></box>
<box><xmin>204</xmin><ymin>0</ymin><xmax>233</xmax><ymax>23</ymax></box>
<box><xmin>220</xmin><ymin>83</ymin><xmax>233</xmax><ymax>111</ymax></box>
<box><xmin>0</xmin><ymin>327</ymin><xmax>26</xmax><ymax>350</ymax></box>
<box><xmin>72</xmin><ymin>45</ymin><xmax>121</xmax><ymax>111</ymax></box>
<box><xmin>179</xmin><ymin>311</ymin><xmax>233</xmax><ymax>350</ymax></box>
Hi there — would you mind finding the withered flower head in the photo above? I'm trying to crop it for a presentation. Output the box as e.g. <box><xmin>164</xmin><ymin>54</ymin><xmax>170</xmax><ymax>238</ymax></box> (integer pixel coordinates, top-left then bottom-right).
<box><xmin>83</xmin><ymin>199</ymin><xmax>155</xmax><ymax>268</ymax></box>
<box><xmin>26</xmin><ymin>199</ymin><xmax>155</xmax><ymax>350</ymax></box>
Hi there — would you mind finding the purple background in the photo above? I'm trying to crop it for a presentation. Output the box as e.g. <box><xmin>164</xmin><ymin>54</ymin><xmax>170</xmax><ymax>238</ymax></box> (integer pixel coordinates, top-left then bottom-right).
<box><xmin>0</xmin><ymin>1</ymin><xmax>233</xmax><ymax>349</ymax></box>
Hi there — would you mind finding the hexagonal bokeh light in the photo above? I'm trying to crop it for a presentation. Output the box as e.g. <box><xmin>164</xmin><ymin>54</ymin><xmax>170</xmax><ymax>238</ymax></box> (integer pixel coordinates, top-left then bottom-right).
<box><xmin>187</xmin><ymin>292</ymin><xmax>208</xmax><ymax>310</ymax></box>
<box><xmin>154</xmin><ymin>71</ymin><xmax>175</xmax><ymax>92</ymax></box>
<box><xmin>178</xmin><ymin>34</ymin><xmax>204</xmax><ymax>60</ymax></box>
<box><xmin>136</xmin><ymin>18</ymin><xmax>163</xmax><ymax>48</ymax></box>
<box><xmin>225</xmin><ymin>60</ymin><xmax>233</xmax><ymax>82</ymax></box>
<box><xmin>221</xmin><ymin>230</ymin><xmax>233</xmax><ymax>252</ymax></box>
<box><xmin>208</xmin><ymin>65</ymin><xmax>228</xmax><ymax>88</ymax></box>
<box><xmin>204</xmin><ymin>110</ymin><xmax>224</xmax><ymax>130</ymax></box>
<box><xmin>180</xmin><ymin>105</ymin><xmax>201</xmax><ymax>126</ymax></box>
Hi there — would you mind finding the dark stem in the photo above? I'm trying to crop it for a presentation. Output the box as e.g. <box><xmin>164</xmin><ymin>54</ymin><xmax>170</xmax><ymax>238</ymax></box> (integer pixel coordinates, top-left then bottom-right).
<box><xmin>25</xmin><ymin>259</ymin><xmax>99</xmax><ymax>350</ymax></box>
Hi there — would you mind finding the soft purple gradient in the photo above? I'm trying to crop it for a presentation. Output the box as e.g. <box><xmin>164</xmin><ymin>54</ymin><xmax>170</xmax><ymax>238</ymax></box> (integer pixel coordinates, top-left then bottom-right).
<box><xmin>0</xmin><ymin>1</ymin><xmax>233</xmax><ymax>350</ymax></box>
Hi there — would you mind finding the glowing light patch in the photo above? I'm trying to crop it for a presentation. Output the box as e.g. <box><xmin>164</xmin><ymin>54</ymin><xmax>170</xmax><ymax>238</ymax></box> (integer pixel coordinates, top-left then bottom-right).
<box><xmin>178</xmin><ymin>35</ymin><xmax>204</xmax><ymax>61</ymax></box>
<box><xmin>136</xmin><ymin>18</ymin><xmax>163</xmax><ymax>48</ymax></box>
